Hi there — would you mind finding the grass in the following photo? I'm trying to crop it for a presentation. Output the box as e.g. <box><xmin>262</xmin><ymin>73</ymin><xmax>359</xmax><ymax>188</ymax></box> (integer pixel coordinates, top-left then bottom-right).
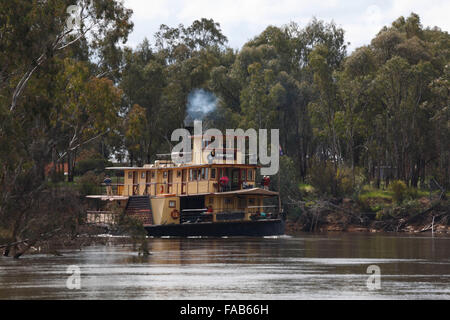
<box><xmin>299</xmin><ymin>183</ymin><xmax>315</xmax><ymax>194</ymax></box>
<box><xmin>358</xmin><ymin>184</ymin><xmax>441</xmax><ymax>205</ymax></box>
<box><xmin>359</xmin><ymin>185</ymin><xmax>393</xmax><ymax>201</ymax></box>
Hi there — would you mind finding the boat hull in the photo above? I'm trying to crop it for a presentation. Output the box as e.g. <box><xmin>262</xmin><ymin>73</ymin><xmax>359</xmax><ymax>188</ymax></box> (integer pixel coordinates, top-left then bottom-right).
<box><xmin>144</xmin><ymin>219</ymin><xmax>285</xmax><ymax>237</ymax></box>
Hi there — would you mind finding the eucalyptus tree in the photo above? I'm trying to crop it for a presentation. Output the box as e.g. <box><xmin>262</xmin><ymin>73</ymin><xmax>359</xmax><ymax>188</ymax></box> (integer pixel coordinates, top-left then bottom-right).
<box><xmin>120</xmin><ymin>19</ymin><xmax>229</xmax><ymax>165</ymax></box>
<box><xmin>0</xmin><ymin>0</ymin><xmax>133</xmax><ymax>254</ymax></box>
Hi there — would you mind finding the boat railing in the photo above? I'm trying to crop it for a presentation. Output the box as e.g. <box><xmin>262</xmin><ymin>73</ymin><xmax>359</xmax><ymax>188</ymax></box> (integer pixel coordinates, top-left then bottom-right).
<box><xmin>96</xmin><ymin>180</ymin><xmax>261</xmax><ymax>197</ymax></box>
<box><xmin>180</xmin><ymin>205</ymin><xmax>280</xmax><ymax>224</ymax></box>
<box><xmin>86</xmin><ymin>210</ymin><xmax>119</xmax><ymax>225</ymax></box>
<box><xmin>98</xmin><ymin>183</ymin><xmax>125</xmax><ymax>196</ymax></box>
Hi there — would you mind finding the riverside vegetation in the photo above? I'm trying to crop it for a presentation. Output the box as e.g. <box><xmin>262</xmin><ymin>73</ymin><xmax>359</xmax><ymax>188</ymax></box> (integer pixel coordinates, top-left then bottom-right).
<box><xmin>1</xmin><ymin>1</ymin><xmax>449</xmax><ymax>257</ymax></box>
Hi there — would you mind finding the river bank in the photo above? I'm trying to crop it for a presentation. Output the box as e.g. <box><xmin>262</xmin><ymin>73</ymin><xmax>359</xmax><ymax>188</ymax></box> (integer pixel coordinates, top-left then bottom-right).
<box><xmin>1</xmin><ymin>196</ymin><xmax>448</xmax><ymax>259</ymax></box>
<box><xmin>285</xmin><ymin>197</ymin><xmax>449</xmax><ymax>234</ymax></box>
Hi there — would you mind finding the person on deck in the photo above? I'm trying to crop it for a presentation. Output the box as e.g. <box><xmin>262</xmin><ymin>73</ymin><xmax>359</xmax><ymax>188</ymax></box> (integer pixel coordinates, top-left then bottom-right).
<box><xmin>219</xmin><ymin>176</ymin><xmax>229</xmax><ymax>192</ymax></box>
<box><xmin>262</xmin><ymin>176</ymin><xmax>270</xmax><ymax>190</ymax></box>
<box><xmin>104</xmin><ymin>175</ymin><xmax>112</xmax><ymax>196</ymax></box>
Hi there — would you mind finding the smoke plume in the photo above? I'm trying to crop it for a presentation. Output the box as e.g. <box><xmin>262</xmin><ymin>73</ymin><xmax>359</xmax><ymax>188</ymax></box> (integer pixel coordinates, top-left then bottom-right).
<box><xmin>184</xmin><ymin>89</ymin><xmax>218</xmax><ymax>125</ymax></box>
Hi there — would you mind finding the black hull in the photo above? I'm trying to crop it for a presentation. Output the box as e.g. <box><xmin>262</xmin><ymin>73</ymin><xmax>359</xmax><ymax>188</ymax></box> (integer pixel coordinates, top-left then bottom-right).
<box><xmin>144</xmin><ymin>219</ymin><xmax>285</xmax><ymax>237</ymax></box>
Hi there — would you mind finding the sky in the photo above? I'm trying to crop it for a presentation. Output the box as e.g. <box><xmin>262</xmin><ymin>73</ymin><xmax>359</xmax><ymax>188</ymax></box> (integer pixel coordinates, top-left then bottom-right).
<box><xmin>123</xmin><ymin>0</ymin><xmax>450</xmax><ymax>52</ymax></box>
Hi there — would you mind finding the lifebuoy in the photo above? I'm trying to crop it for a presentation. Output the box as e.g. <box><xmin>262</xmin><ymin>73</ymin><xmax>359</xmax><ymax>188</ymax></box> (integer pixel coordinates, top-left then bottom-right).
<box><xmin>170</xmin><ymin>209</ymin><xmax>180</xmax><ymax>219</ymax></box>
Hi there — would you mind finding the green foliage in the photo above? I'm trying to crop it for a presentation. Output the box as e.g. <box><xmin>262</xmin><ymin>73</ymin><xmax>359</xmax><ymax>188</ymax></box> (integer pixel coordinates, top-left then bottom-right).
<box><xmin>376</xmin><ymin>199</ymin><xmax>422</xmax><ymax>221</ymax></box>
<box><xmin>74</xmin><ymin>158</ymin><xmax>111</xmax><ymax>176</ymax></box>
<box><xmin>78</xmin><ymin>171</ymin><xmax>102</xmax><ymax>196</ymax></box>
<box><xmin>308</xmin><ymin>160</ymin><xmax>337</xmax><ymax>196</ymax></box>
<box><xmin>308</xmin><ymin>160</ymin><xmax>359</xmax><ymax>197</ymax></box>
<box><xmin>390</xmin><ymin>180</ymin><xmax>408</xmax><ymax>204</ymax></box>
<box><xmin>336</xmin><ymin>167</ymin><xmax>355</xmax><ymax>196</ymax></box>
<box><xmin>357</xmin><ymin>196</ymin><xmax>372</xmax><ymax>212</ymax></box>
<box><xmin>358</xmin><ymin>186</ymin><xmax>393</xmax><ymax>201</ymax></box>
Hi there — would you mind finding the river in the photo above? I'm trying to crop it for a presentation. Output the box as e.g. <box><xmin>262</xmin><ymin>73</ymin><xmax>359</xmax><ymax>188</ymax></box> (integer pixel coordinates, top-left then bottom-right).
<box><xmin>0</xmin><ymin>233</ymin><xmax>449</xmax><ymax>299</ymax></box>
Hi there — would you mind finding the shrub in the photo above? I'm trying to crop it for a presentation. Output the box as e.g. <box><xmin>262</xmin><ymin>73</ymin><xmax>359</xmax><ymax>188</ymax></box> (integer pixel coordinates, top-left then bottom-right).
<box><xmin>375</xmin><ymin>211</ymin><xmax>384</xmax><ymax>220</ymax></box>
<box><xmin>308</xmin><ymin>160</ymin><xmax>361</xmax><ymax>197</ymax></box>
<box><xmin>390</xmin><ymin>180</ymin><xmax>407</xmax><ymax>203</ymax></box>
<box><xmin>356</xmin><ymin>196</ymin><xmax>371</xmax><ymax>212</ymax></box>
<box><xmin>74</xmin><ymin>158</ymin><xmax>111</xmax><ymax>176</ymax></box>
<box><xmin>336</xmin><ymin>167</ymin><xmax>354</xmax><ymax>196</ymax></box>
<box><xmin>308</xmin><ymin>160</ymin><xmax>337</xmax><ymax>196</ymax></box>
<box><xmin>405</xmin><ymin>187</ymin><xmax>419</xmax><ymax>200</ymax></box>
<box><xmin>287</xmin><ymin>207</ymin><xmax>303</xmax><ymax>222</ymax></box>
<box><xmin>78</xmin><ymin>171</ymin><xmax>103</xmax><ymax>196</ymax></box>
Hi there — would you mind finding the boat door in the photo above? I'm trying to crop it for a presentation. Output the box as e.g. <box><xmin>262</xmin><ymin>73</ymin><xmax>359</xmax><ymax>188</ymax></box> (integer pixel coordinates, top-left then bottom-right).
<box><xmin>231</xmin><ymin>169</ymin><xmax>240</xmax><ymax>190</ymax></box>
<box><xmin>132</xmin><ymin>171</ymin><xmax>138</xmax><ymax>195</ymax></box>
<box><xmin>145</xmin><ymin>171</ymin><xmax>151</xmax><ymax>195</ymax></box>
<box><xmin>181</xmin><ymin>169</ymin><xmax>187</xmax><ymax>194</ymax></box>
<box><xmin>168</xmin><ymin>170</ymin><xmax>173</xmax><ymax>193</ymax></box>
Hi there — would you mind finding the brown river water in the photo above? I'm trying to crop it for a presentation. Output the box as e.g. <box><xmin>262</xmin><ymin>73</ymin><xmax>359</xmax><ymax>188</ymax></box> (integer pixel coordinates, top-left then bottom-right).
<box><xmin>0</xmin><ymin>233</ymin><xmax>449</xmax><ymax>299</ymax></box>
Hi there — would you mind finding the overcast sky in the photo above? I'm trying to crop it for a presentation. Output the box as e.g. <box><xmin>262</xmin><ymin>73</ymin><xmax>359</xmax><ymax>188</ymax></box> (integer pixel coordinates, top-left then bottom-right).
<box><xmin>123</xmin><ymin>0</ymin><xmax>449</xmax><ymax>52</ymax></box>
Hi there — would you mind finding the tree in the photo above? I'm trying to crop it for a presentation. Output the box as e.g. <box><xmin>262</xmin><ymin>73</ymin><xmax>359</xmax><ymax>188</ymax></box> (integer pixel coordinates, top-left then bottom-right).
<box><xmin>52</xmin><ymin>58</ymin><xmax>122</xmax><ymax>181</ymax></box>
<box><xmin>0</xmin><ymin>0</ymin><xmax>133</xmax><ymax>255</ymax></box>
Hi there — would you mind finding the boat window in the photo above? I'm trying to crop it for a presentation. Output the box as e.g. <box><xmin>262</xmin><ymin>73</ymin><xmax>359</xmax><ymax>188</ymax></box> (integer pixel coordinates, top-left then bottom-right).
<box><xmin>205</xmin><ymin>168</ymin><xmax>209</xmax><ymax>180</ymax></box>
<box><xmin>189</xmin><ymin>169</ymin><xmax>193</xmax><ymax>181</ymax></box>
<box><xmin>248</xmin><ymin>169</ymin><xmax>253</xmax><ymax>181</ymax></box>
<box><xmin>211</xmin><ymin>168</ymin><xmax>216</xmax><ymax>179</ymax></box>
<box><xmin>169</xmin><ymin>200</ymin><xmax>176</xmax><ymax>208</ymax></box>
<box><xmin>241</xmin><ymin>169</ymin><xmax>246</xmax><ymax>181</ymax></box>
<box><xmin>151</xmin><ymin>171</ymin><xmax>155</xmax><ymax>178</ymax></box>
<box><xmin>193</xmin><ymin>169</ymin><xmax>198</xmax><ymax>180</ymax></box>
<box><xmin>141</xmin><ymin>172</ymin><xmax>146</xmax><ymax>179</ymax></box>
<box><xmin>128</xmin><ymin>172</ymin><xmax>132</xmax><ymax>179</ymax></box>
<box><xmin>163</xmin><ymin>171</ymin><xmax>168</xmax><ymax>178</ymax></box>
<box><xmin>201</xmin><ymin>168</ymin><xmax>205</xmax><ymax>179</ymax></box>
<box><xmin>248</xmin><ymin>198</ymin><xmax>255</xmax><ymax>205</ymax></box>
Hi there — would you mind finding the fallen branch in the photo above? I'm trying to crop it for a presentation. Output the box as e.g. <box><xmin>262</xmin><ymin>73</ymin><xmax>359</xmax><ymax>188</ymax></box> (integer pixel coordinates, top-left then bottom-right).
<box><xmin>1</xmin><ymin>227</ymin><xmax>62</xmax><ymax>258</ymax></box>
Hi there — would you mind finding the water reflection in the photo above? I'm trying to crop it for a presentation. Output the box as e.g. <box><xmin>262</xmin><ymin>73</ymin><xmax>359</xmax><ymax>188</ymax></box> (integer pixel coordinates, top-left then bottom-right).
<box><xmin>0</xmin><ymin>233</ymin><xmax>449</xmax><ymax>299</ymax></box>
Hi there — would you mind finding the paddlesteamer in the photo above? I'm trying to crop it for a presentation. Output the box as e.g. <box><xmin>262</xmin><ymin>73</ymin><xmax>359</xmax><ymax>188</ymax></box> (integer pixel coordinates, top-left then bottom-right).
<box><xmin>86</xmin><ymin>133</ymin><xmax>284</xmax><ymax>237</ymax></box>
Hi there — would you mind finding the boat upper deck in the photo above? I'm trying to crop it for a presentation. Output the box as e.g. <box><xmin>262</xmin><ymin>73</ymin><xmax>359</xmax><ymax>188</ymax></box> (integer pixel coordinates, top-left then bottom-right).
<box><xmin>95</xmin><ymin>163</ymin><xmax>266</xmax><ymax>198</ymax></box>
